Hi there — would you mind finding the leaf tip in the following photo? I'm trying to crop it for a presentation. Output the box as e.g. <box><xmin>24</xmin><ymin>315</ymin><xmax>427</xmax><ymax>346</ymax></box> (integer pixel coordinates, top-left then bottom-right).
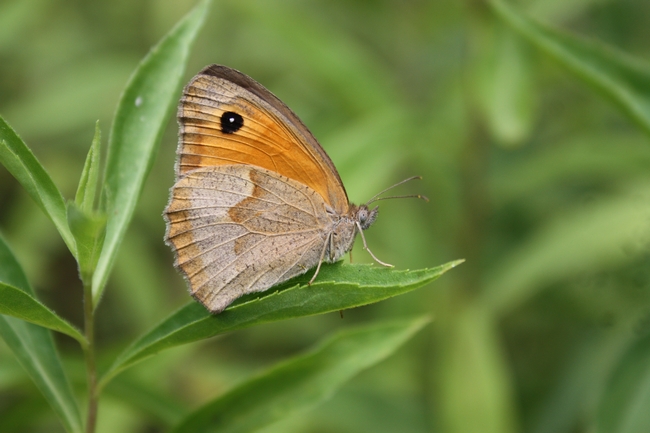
<box><xmin>450</xmin><ymin>258</ymin><xmax>466</xmax><ymax>268</ymax></box>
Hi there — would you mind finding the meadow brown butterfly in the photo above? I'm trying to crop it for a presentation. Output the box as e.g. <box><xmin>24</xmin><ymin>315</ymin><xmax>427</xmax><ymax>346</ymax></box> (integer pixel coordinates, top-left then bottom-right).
<box><xmin>164</xmin><ymin>65</ymin><xmax>423</xmax><ymax>313</ymax></box>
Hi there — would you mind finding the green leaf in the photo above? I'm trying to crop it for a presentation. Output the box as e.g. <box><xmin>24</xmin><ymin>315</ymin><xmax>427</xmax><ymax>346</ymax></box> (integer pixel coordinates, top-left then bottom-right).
<box><xmin>437</xmin><ymin>305</ymin><xmax>518</xmax><ymax>433</ymax></box>
<box><xmin>0</xmin><ymin>283</ymin><xmax>85</xmax><ymax>344</ymax></box>
<box><xmin>474</xmin><ymin>22</ymin><xmax>535</xmax><ymax>146</ymax></box>
<box><xmin>170</xmin><ymin>316</ymin><xmax>430</xmax><ymax>433</ymax></box>
<box><xmin>482</xmin><ymin>181</ymin><xmax>650</xmax><ymax>315</ymax></box>
<box><xmin>0</xmin><ymin>319</ymin><xmax>83</xmax><ymax>433</ymax></box>
<box><xmin>0</xmin><ymin>116</ymin><xmax>76</xmax><ymax>255</ymax></box>
<box><xmin>91</xmin><ymin>0</ymin><xmax>210</xmax><ymax>304</ymax></box>
<box><xmin>531</xmin><ymin>331</ymin><xmax>631</xmax><ymax>433</ymax></box>
<box><xmin>0</xmin><ymin>235</ymin><xmax>83</xmax><ymax>433</ymax></box>
<box><xmin>489</xmin><ymin>0</ymin><xmax>650</xmax><ymax>137</ymax></box>
<box><xmin>75</xmin><ymin>120</ymin><xmax>101</xmax><ymax>213</ymax></box>
<box><xmin>597</xmin><ymin>333</ymin><xmax>650</xmax><ymax>433</ymax></box>
<box><xmin>99</xmin><ymin>260</ymin><xmax>462</xmax><ymax>388</ymax></box>
<box><xmin>69</xmin><ymin>123</ymin><xmax>106</xmax><ymax>282</ymax></box>
<box><xmin>490</xmin><ymin>133</ymin><xmax>650</xmax><ymax>207</ymax></box>
<box><xmin>67</xmin><ymin>203</ymin><xmax>106</xmax><ymax>285</ymax></box>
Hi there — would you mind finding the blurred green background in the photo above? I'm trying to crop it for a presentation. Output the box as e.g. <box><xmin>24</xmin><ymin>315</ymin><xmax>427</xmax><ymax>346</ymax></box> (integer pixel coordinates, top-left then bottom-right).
<box><xmin>2</xmin><ymin>0</ymin><xmax>650</xmax><ymax>432</ymax></box>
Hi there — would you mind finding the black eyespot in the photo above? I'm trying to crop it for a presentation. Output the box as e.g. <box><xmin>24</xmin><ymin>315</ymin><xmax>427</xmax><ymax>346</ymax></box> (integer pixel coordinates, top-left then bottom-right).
<box><xmin>220</xmin><ymin>111</ymin><xmax>244</xmax><ymax>134</ymax></box>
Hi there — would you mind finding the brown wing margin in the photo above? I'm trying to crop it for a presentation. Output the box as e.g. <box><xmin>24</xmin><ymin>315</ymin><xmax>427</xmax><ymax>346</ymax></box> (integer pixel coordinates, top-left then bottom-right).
<box><xmin>199</xmin><ymin>64</ymin><xmax>349</xmax><ymax>210</ymax></box>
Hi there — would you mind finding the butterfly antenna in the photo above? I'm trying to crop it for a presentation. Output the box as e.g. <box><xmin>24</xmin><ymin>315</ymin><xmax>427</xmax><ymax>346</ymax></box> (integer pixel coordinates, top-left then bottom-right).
<box><xmin>369</xmin><ymin>194</ymin><xmax>429</xmax><ymax>203</ymax></box>
<box><xmin>365</xmin><ymin>176</ymin><xmax>426</xmax><ymax>205</ymax></box>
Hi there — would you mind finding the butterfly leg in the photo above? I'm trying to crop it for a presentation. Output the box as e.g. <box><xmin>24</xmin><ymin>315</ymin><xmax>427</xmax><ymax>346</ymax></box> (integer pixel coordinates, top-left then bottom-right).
<box><xmin>356</xmin><ymin>222</ymin><xmax>393</xmax><ymax>267</ymax></box>
<box><xmin>309</xmin><ymin>234</ymin><xmax>331</xmax><ymax>285</ymax></box>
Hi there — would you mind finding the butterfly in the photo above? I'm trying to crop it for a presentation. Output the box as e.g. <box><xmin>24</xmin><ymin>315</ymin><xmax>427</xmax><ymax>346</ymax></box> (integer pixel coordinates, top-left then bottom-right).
<box><xmin>164</xmin><ymin>65</ymin><xmax>423</xmax><ymax>313</ymax></box>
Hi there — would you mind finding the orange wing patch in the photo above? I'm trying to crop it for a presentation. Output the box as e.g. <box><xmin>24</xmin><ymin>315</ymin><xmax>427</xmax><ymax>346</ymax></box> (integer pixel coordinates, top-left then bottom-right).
<box><xmin>176</xmin><ymin>65</ymin><xmax>349</xmax><ymax>214</ymax></box>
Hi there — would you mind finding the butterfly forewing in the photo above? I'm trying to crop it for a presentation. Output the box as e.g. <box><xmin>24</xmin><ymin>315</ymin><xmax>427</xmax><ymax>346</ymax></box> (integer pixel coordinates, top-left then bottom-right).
<box><xmin>177</xmin><ymin>65</ymin><xmax>349</xmax><ymax>214</ymax></box>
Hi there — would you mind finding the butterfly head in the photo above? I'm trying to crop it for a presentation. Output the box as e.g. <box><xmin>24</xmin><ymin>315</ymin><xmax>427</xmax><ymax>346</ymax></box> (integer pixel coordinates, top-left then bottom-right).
<box><xmin>355</xmin><ymin>204</ymin><xmax>379</xmax><ymax>231</ymax></box>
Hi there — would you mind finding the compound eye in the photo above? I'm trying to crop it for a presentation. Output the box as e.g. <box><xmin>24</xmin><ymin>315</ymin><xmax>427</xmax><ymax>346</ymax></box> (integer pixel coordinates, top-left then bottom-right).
<box><xmin>358</xmin><ymin>208</ymin><xmax>368</xmax><ymax>223</ymax></box>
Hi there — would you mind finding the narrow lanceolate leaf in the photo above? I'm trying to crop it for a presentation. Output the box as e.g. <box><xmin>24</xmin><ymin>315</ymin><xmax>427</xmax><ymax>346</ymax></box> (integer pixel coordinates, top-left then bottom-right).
<box><xmin>67</xmin><ymin>203</ymin><xmax>106</xmax><ymax>285</ymax></box>
<box><xmin>474</xmin><ymin>23</ymin><xmax>535</xmax><ymax>147</ymax></box>
<box><xmin>489</xmin><ymin>0</ymin><xmax>650</xmax><ymax>136</ymax></box>
<box><xmin>438</xmin><ymin>306</ymin><xmax>518</xmax><ymax>433</ymax></box>
<box><xmin>0</xmin><ymin>235</ymin><xmax>83</xmax><ymax>433</ymax></box>
<box><xmin>75</xmin><ymin>120</ymin><xmax>101</xmax><ymax>213</ymax></box>
<box><xmin>0</xmin><ymin>116</ymin><xmax>76</xmax><ymax>255</ymax></box>
<box><xmin>0</xmin><ymin>320</ymin><xmax>83</xmax><ymax>433</ymax></box>
<box><xmin>170</xmin><ymin>316</ymin><xmax>430</xmax><ymax>433</ymax></box>
<box><xmin>482</xmin><ymin>182</ymin><xmax>650</xmax><ymax>315</ymax></box>
<box><xmin>91</xmin><ymin>0</ymin><xmax>210</xmax><ymax>304</ymax></box>
<box><xmin>100</xmin><ymin>260</ymin><xmax>462</xmax><ymax>388</ymax></box>
<box><xmin>0</xmin><ymin>283</ymin><xmax>85</xmax><ymax>344</ymax></box>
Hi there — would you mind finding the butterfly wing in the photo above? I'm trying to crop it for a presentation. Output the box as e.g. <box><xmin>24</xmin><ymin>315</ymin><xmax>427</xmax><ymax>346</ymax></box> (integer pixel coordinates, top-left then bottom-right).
<box><xmin>177</xmin><ymin>64</ymin><xmax>349</xmax><ymax>214</ymax></box>
<box><xmin>165</xmin><ymin>165</ymin><xmax>332</xmax><ymax>313</ymax></box>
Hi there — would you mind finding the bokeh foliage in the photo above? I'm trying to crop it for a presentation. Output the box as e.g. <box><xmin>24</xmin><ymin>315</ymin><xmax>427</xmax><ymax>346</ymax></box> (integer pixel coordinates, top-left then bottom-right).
<box><xmin>1</xmin><ymin>0</ymin><xmax>650</xmax><ymax>432</ymax></box>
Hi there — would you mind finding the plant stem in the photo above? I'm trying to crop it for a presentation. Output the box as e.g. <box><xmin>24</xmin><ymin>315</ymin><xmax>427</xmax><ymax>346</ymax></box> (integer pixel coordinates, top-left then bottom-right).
<box><xmin>83</xmin><ymin>281</ymin><xmax>98</xmax><ymax>433</ymax></box>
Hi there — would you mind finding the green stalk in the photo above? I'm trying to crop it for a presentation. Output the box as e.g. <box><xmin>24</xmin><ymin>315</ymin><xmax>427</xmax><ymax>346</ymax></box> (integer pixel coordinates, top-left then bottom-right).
<box><xmin>82</xmin><ymin>280</ymin><xmax>98</xmax><ymax>433</ymax></box>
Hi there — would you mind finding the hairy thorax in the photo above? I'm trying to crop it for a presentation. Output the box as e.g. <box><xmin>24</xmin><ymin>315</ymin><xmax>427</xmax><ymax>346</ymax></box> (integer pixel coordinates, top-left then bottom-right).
<box><xmin>324</xmin><ymin>203</ymin><xmax>378</xmax><ymax>263</ymax></box>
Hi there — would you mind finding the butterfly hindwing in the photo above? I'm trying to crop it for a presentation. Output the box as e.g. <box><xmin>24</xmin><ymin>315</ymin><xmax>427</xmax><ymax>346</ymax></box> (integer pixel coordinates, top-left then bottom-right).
<box><xmin>165</xmin><ymin>165</ymin><xmax>331</xmax><ymax>313</ymax></box>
